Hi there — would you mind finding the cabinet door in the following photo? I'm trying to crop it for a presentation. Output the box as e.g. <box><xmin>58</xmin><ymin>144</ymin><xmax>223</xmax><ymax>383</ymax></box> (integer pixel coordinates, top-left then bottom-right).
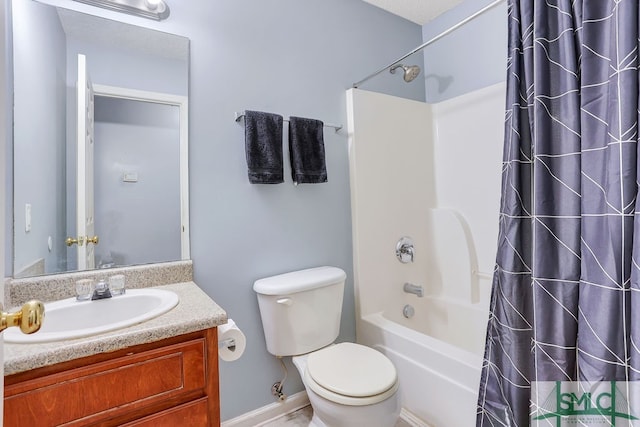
<box><xmin>5</xmin><ymin>338</ymin><xmax>206</xmax><ymax>426</ymax></box>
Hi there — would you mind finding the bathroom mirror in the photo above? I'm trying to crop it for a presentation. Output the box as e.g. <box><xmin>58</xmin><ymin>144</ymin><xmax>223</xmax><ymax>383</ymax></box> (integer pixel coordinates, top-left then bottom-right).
<box><xmin>11</xmin><ymin>1</ymin><xmax>190</xmax><ymax>278</ymax></box>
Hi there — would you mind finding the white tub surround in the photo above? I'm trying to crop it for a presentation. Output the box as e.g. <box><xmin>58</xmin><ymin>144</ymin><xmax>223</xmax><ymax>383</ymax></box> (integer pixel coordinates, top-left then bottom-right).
<box><xmin>347</xmin><ymin>83</ymin><xmax>504</xmax><ymax>426</ymax></box>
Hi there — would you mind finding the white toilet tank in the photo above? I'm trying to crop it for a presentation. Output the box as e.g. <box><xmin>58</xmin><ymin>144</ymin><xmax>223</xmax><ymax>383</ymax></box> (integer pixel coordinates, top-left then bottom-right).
<box><xmin>253</xmin><ymin>266</ymin><xmax>346</xmax><ymax>357</ymax></box>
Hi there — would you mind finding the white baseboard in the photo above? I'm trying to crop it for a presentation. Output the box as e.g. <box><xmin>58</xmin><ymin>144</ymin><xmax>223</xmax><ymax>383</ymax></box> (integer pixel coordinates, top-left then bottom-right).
<box><xmin>400</xmin><ymin>408</ymin><xmax>432</xmax><ymax>427</ymax></box>
<box><xmin>221</xmin><ymin>391</ymin><xmax>310</xmax><ymax>427</ymax></box>
<box><xmin>222</xmin><ymin>392</ymin><xmax>430</xmax><ymax>427</ymax></box>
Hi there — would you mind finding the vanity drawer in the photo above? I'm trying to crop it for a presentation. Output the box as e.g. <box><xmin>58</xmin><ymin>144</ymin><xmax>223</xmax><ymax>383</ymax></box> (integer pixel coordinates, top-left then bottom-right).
<box><xmin>5</xmin><ymin>338</ymin><xmax>207</xmax><ymax>426</ymax></box>
<box><xmin>121</xmin><ymin>397</ymin><xmax>209</xmax><ymax>426</ymax></box>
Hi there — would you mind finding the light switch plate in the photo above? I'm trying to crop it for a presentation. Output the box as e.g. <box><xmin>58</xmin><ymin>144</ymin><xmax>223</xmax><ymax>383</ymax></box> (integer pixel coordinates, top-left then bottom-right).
<box><xmin>25</xmin><ymin>203</ymin><xmax>31</xmax><ymax>232</ymax></box>
<box><xmin>123</xmin><ymin>172</ymin><xmax>138</xmax><ymax>183</ymax></box>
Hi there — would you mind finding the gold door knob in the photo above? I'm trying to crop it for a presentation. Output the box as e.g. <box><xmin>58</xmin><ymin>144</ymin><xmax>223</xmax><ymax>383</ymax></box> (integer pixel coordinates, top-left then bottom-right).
<box><xmin>0</xmin><ymin>300</ymin><xmax>45</xmax><ymax>334</ymax></box>
<box><xmin>65</xmin><ymin>236</ymin><xmax>85</xmax><ymax>247</ymax></box>
<box><xmin>86</xmin><ymin>235</ymin><xmax>99</xmax><ymax>245</ymax></box>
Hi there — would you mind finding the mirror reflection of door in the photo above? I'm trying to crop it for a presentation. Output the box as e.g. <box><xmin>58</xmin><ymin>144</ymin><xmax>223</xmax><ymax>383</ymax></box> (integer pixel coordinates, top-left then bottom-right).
<box><xmin>73</xmin><ymin>55</ymin><xmax>181</xmax><ymax>271</ymax></box>
<box><xmin>76</xmin><ymin>53</ymin><xmax>96</xmax><ymax>270</ymax></box>
<box><xmin>92</xmin><ymin>94</ymin><xmax>181</xmax><ymax>269</ymax></box>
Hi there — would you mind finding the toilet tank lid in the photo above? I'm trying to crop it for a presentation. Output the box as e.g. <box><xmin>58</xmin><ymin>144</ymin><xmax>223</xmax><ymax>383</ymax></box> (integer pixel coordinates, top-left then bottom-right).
<box><xmin>253</xmin><ymin>266</ymin><xmax>346</xmax><ymax>295</ymax></box>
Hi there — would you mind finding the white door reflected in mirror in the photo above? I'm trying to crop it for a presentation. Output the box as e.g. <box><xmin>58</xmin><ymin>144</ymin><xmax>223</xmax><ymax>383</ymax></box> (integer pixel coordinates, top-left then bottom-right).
<box><xmin>76</xmin><ymin>53</ymin><xmax>96</xmax><ymax>270</ymax></box>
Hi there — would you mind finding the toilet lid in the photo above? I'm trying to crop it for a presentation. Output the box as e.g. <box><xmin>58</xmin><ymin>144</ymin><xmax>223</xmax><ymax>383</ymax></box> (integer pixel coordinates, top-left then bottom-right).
<box><xmin>306</xmin><ymin>342</ymin><xmax>397</xmax><ymax>398</ymax></box>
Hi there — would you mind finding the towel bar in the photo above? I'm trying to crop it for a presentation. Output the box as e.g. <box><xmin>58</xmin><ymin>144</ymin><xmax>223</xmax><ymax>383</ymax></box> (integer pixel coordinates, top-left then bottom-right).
<box><xmin>235</xmin><ymin>111</ymin><xmax>342</xmax><ymax>133</ymax></box>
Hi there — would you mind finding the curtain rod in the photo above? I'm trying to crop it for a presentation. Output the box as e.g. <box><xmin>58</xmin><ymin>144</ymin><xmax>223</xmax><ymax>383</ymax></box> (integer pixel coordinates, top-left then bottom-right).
<box><xmin>352</xmin><ymin>0</ymin><xmax>505</xmax><ymax>88</ymax></box>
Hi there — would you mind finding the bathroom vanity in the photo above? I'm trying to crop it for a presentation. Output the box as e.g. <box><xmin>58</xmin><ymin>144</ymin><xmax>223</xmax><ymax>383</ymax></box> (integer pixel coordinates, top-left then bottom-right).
<box><xmin>5</xmin><ymin>329</ymin><xmax>218</xmax><ymax>426</ymax></box>
<box><xmin>3</xmin><ymin>274</ymin><xmax>226</xmax><ymax>427</ymax></box>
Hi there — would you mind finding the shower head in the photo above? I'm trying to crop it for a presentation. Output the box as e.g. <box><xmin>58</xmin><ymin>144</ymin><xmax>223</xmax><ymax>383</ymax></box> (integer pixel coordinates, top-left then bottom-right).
<box><xmin>389</xmin><ymin>64</ymin><xmax>421</xmax><ymax>82</ymax></box>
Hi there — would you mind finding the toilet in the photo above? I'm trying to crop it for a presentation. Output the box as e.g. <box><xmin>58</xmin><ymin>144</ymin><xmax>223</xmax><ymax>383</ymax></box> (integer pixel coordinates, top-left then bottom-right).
<box><xmin>253</xmin><ymin>266</ymin><xmax>401</xmax><ymax>427</ymax></box>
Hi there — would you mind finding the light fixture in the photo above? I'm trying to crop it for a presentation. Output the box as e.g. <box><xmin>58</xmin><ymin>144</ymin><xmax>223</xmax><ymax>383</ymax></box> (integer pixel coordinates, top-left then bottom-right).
<box><xmin>72</xmin><ymin>0</ymin><xmax>170</xmax><ymax>21</ymax></box>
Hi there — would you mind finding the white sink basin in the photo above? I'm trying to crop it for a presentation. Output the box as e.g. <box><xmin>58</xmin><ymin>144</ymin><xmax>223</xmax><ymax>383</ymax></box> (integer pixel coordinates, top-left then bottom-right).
<box><xmin>5</xmin><ymin>288</ymin><xmax>179</xmax><ymax>344</ymax></box>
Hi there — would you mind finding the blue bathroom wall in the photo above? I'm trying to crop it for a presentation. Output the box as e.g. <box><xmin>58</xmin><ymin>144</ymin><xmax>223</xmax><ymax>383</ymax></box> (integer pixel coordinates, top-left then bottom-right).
<box><xmin>421</xmin><ymin>0</ymin><xmax>508</xmax><ymax>103</ymax></box>
<box><xmin>11</xmin><ymin>0</ymin><xmax>67</xmax><ymax>275</ymax></box>
<box><xmin>16</xmin><ymin>0</ymin><xmax>425</xmax><ymax>420</ymax></box>
<box><xmin>2</xmin><ymin>1</ymin><xmax>10</xmax><ymax>302</ymax></box>
<box><xmin>3</xmin><ymin>0</ymin><xmax>12</xmax><ymax>280</ymax></box>
<box><xmin>181</xmin><ymin>3</ymin><xmax>423</xmax><ymax>420</ymax></box>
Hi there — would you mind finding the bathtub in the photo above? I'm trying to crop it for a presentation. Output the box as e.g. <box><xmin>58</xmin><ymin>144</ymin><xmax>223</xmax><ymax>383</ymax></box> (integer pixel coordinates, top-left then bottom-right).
<box><xmin>357</xmin><ymin>296</ymin><xmax>489</xmax><ymax>427</ymax></box>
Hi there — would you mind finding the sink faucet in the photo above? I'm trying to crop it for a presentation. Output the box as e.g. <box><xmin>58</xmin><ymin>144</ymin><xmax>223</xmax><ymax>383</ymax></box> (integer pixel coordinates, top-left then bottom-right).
<box><xmin>403</xmin><ymin>282</ymin><xmax>424</xmax><ymax>297</ymax></box>
<box><xmin>91</xmin><ymin>280</ymin><xmax>113</xmax><ymax>300</ymax></box>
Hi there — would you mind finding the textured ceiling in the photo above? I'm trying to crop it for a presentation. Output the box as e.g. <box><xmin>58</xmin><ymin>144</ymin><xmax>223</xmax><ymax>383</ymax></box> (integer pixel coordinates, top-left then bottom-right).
<box><xmin>57</xmin><ymin>8</ymin><xmax>188</xmax><ymax>61</ymax></box>
<box><xmin>361</xmin><ymin>0</ymin><xmax>463</xmax><ymax>25</ymax></box>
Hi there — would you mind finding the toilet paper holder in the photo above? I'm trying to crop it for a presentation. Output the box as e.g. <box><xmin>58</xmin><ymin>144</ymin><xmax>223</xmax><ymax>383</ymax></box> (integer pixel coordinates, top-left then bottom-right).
<box><xmin>219</xmin><ymin>338</ymin><xmax>236</xmax><ymax>349</ymax></box>
<box><xmin>217</xmin><ymin>318</ymin><xmax>246</xmax><ymax>362</ymax></box>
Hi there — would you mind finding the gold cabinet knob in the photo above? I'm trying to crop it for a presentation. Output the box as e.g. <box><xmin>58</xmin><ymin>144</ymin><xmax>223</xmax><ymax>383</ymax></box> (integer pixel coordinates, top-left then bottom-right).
<box><xmin>0</xmin><ymin>300</ymin><xmax>45</xmax><ymax>334</ymax></box>
<box><xmin>65</xmin><ymin>236</ymin><xmax>85</xmax><ymax>247</ymax></box>
<box><xmin>86</xmin><ymin>235</ymin><xmax>99</xmax><ymax>245</ymax></box>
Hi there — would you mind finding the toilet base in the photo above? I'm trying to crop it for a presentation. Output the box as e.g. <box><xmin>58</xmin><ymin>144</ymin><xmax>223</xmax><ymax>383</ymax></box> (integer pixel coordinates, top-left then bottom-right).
<box><xmin>304</xmin><ymin>381</ymin><xmax>401</xmax><ymax>427</ymax></box>
<box><xmin>292</xmin><ymin>349</ymin><xmax>401</xmax><ymax>427</ymax></box>
<box><xmin>308</xmin><ymin>412</ymin><xmax>326</xmax><ymax>427</ymax></box>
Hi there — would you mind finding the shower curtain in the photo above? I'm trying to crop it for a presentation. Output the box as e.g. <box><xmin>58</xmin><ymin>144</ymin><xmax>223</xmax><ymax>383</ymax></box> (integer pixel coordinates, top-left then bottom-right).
<box><xmin>477</xmin><ymin>0</ymin><xmax>640</xmax><ymax>425</ymax></box>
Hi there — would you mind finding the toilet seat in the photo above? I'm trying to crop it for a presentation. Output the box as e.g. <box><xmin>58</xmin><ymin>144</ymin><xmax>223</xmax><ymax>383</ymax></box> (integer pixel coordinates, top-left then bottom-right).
<box><xmin>304</xmin><ymin>342</ymin><xmax>398</xmax><ymax>406</ymax></box>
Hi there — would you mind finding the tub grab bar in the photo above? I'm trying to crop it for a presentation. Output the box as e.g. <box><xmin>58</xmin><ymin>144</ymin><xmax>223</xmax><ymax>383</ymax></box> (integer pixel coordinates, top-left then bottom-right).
<box><xmin>473</xmin><ymin>270</ymin><xmax>493</xmax><ymax>280</ymax></box>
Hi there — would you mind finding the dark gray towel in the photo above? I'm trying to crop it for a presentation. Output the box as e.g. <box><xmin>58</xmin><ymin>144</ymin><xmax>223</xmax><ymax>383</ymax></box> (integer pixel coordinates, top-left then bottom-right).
<box><xmin>288</xmin><ymin>116</ymin><xmax>327</xmax><ymax>184</ymax></box>
<box><xmin>245</xmin><ymin>110</ymin><xmax>284</xmax><ymax>184</ymax></box>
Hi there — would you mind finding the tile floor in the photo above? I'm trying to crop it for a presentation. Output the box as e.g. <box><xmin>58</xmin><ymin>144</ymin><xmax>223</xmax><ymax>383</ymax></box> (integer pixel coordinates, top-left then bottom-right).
<box><xmin>259</xmin><ymin>405</ymin><xmax>413</xmax><ymax>427</ymax></box>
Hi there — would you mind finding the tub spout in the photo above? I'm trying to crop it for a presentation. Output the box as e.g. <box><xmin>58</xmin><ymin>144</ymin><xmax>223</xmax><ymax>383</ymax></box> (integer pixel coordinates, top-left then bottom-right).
<box><xmin>403</xmin><ymin>282</ymin><xmax>424</xmax><ymax>297</ymax></box>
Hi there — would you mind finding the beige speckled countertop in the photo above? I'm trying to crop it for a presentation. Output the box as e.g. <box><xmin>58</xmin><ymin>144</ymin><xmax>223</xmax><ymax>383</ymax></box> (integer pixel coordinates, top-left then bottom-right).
<box><xmin>4</xmin><ymin>282</ymin><xmax>227</xmax><ymax>375</ymax></box>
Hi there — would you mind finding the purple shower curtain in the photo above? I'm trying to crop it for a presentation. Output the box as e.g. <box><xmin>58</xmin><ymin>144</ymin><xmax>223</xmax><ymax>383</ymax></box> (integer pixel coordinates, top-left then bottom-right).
<box><xmin>477</xmin><ymin>0</ymin><xmax>640</xmax><ymax>425</ymax></box>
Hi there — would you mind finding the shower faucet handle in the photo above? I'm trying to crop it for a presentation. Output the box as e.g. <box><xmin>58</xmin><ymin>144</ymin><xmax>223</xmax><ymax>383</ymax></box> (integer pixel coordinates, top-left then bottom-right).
<box><xmin>395</xmin><ymin>237</ymin><xmax>414</xmax><ymax>263</ymax></box>
<box><xmin>398</xmin><ymin>244</ymin><xmax>414</xmax><ymax>261</ymax></box>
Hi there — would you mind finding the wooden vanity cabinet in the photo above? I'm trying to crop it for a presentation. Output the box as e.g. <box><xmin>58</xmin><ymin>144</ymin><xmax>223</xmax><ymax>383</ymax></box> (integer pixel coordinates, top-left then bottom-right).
<box><xmin>4</xmin><ymin>328</ymin><xmax>220</xmax><ymax>426</ymax></box>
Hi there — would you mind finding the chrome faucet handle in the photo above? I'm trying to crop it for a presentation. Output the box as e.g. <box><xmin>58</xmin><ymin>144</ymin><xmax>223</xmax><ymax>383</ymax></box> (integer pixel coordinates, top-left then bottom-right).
<box><xmin>91</xmin><ymin>280</ymin><xmax>113</xmax><ymax>300</ymax></box>
<box><xmin>396</xmin><ymin>237</ymin><xmax>415</xmax><ymax>263</ymax></box>
<box><xmin>109</xmin><ymin>274</ymin><xmax>126</xmax><ymax>296</ymax></box>
<box><xmin>401</xmin><ymin>245</ymin><xmax>414</xmax><ymax>258</ymax></box>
